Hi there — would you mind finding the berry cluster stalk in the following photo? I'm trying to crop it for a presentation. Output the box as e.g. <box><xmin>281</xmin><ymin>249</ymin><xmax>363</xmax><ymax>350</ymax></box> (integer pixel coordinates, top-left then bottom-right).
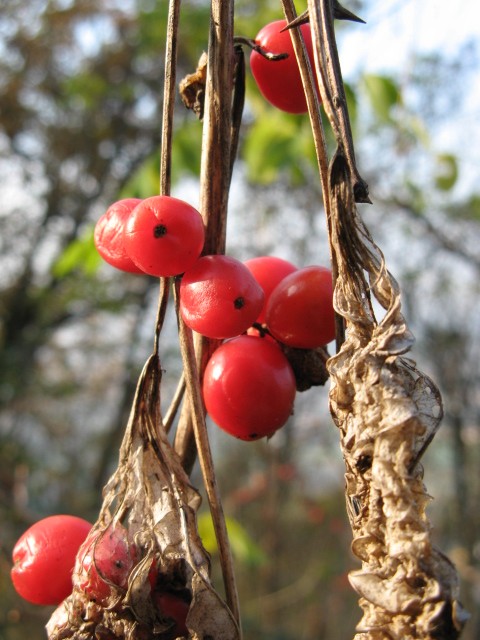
<box><xmin>156</xmin><ymin>0</ymin><xmax>242</xmax><ymax>632</ymax></box>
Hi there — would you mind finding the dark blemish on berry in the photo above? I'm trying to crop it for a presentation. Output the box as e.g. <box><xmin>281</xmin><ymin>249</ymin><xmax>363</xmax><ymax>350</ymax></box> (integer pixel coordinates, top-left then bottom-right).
<box><xmin>114</xmin><ymin>560</ymin><xmax>124</xmax><ymax>569</ymax></box>
<box><xmin>249</xmin><ymin>433</ymin><xmax>258</xmax><ymax>439</ymax></box>
<box><xmin>154</xmin><ymin>224</ymin><xmax>167</xmax><ymax>238</ymax></box>
<box><xmin>234</xmin><ymin>296</ymin><xmax>245</xmax><ymax>309</ymax></box>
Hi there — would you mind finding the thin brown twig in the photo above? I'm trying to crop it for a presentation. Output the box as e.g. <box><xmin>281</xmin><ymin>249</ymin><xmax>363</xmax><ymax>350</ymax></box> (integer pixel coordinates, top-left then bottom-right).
<box><xmin>174</xmin><ymin>0</ymin><xmax>237</xmax><ymax>469</ymax></box>
<box><xmin>153</xmin><ymin>0</ymin><xmax>181</xmax><ymax>356</ymax></box>
<box><xmin>280</xmin><ymin>0</ymin><xmax>345</xmax><ymax>350</ymax></box>
<box><xmin>308</xmin><ymin>0</ymin><xmax>370</xmax><ymax>204</ymax></box>
<box><xmin>173</xmin><ymin>281</ymin><xmax>242</xmax><ymax>636</ymax></box>
<box><xmin>159</xmin><ymin>0</ymin><xmax>182</xmax><ymax>197</ymax></box>
<box><xmin>164</xmin><ymin>372</ymin><xmax>186</xmax><ymax>433</ymax></box>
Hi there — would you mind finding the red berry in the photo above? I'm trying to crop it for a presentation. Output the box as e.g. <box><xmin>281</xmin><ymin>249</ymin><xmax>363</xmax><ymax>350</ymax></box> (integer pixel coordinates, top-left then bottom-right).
<box><xmin>76</xmin><ymin>522</ymin><xmax>138</xmax><ymax>603</ymax></box>
<box><xmin>203</xmin><ymin>335</ymin><xmax>296</xmax><ymax>440</ymax></box>
<box><xmin>94</xmin><ymin>198</ymin><xmax>145</xmax><ymax>273</ymax></box>
<box><xmin>123</xmin><ymin>195</ymin><xmax>205</xmax><ymax>277</ymax></box>
<box><xmin>244</xmin><ymin>256</ymin><xmax>297</xmax><ymax>323</ymax></box>
<box><xmin>265</xmin><ymin>265</ymin><xmax>335</xmax><ymax>348</ymax></box>
<box><xmin>153</xmin><ymin>591</ymin><xmax>190</xmax><ymax>638</ymax></box>
<box><xmin>250</xmin><ymin>19</ymin><xmax>319</xmax><ymax>114</ymax></box>
<box><xmin>180</xmin><ymin>255</ymin><xmax>265</xmax><ymax>339</ymax></box>
<box><xmin>11</xmin><ymin>515</ymin><xmax>92</xmax><ymax>606</ymax></box>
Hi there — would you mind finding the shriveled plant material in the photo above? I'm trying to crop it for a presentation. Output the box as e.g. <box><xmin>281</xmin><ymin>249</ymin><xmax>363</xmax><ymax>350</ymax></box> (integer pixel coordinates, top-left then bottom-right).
<box><xmin>46</xmin><ymin>355</ymin><xmax>240</xmax><ymax>640</ymax></box>
<box><xmin>326</xmin><ymin>153</ymin><xmax>468</xmax><ymax>639</ymax></box>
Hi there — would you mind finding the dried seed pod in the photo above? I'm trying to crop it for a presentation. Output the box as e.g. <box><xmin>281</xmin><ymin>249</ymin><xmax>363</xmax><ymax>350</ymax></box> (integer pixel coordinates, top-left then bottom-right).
<box><xmin>326</xmin><ymin>153</ymin><xmax>468</xmax><ymax>639</ymax></box>
<box><xmin>46</xmin><ymin>355</ymin><xmax>240</xmax><ymax>640</ymax></box>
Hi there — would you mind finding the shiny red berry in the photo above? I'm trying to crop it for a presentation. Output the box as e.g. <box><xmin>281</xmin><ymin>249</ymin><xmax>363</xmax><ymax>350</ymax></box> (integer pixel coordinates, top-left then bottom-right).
<box><xmin>244</xmin><ymin>256</ymin><xmax>297</xmax><ymax>324</ymax></box>
<box><xmin>265</xmin><ymin>265</ymin><xmax>335</xmax><ymax>348</ymax></box>
<box><xmin>153</xmin><ymin>591</ymin><xmax>190</xmax><ymax>639</ymax></box>
<box><xmin>250</xmin><ymin>19</ymin><xmax>319</xmax><ymax>114</ymax></box>
<box><xmin>203</xmin><ymin>335</ymin><xmax>296</xmax><ymax>440</ymax></box>
<box><xmin>123</xmin><ymin>195</ymin><xmax>205</xmax><ymax>277</ymax></box>
<box><xmin>11</xmin><ymin>515</ymin><xmax>92</xmax><ymax>606</ymax></box>
<box><xmin>76</xmin><ymin>522</ymin><xmax>138</xmax><ymax>603</ymax></box>
<box><xmin>180</xmin><ymin>255</ymin><xmax>264</xmax><ymax>339</ymax></box>
<box><xmin>94</xmin><ymin>198</ymin><xmax>144</xmax><ymax>273</ymax></box>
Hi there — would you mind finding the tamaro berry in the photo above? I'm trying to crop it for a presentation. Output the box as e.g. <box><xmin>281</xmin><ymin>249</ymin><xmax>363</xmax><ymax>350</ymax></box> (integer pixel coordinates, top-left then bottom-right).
<box><xmin>152</xmin><ymin>591</ymin><xmax>190</xmax><ymax>639</ymax></box>
<box><xmin>265</xmin><ymin>265</ymin><xmax>336</xmax><ymax>348</ymax></box>
<box><xmin>94</xmin><ymin>198</ymin><xmax>144</xmax><ymax>273</ymax></box>
<box><xmin>250</xmin><ymin>19</ymin><xmax>319</xmax><ymax>114</ymax></box>
<box><xmin>244</xmin><ymin>255</ymin><xmax>297</xmax><ymax>324</ymax></box>
<box><xmin>203</xmin><ymin>335</ymin><xmax>296</xmax><ymax>440</ymax></box>
<box><xmin>123</xmin><ymin>195</ymin><xmax>205</xmax><ymax>277</ymax></box>
<box><xmin>11</xmin><ymin>514</ymin><xmax>92</xmax><ymax>606</ymax></box>
<box><xmin>76</xmin><ymin>522</ymin><xmax>138</xmax><ymax>603</ymax></box>
<box><xmin>180</xmin><ymin>255</ymin><xmax>264</xmax><ymax>339</ymax></box>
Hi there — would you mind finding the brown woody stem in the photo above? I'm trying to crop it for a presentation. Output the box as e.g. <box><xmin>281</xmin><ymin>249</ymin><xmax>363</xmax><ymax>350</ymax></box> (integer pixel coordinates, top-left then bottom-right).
<box><xmin>174</xmin><ymin>281</ymin><xmax>242</xmax><ymax>635</ymax></box>
<box><xmin>280</xmin><ymin>0</ymin><xmax>345</xmax><ymax>351</ymax></box>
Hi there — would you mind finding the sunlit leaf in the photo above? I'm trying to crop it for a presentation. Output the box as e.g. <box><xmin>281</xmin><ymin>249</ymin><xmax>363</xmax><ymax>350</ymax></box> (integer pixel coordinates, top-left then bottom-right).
<box><xmin>434</xmin><ymin>153</ymin><xmax>458</xmax><ymax>191</ymax></box>
<box><xmin>121</xmin><ymin>154</ymin><xmax>159</xmax><ymax>199</ymax></box>
<box><xmin>52</xmin><ymin>227</ymin><xmax>101</xmax><ymax>277</ymax></box>
<box><xmin>244</xmin><ymin>113</ymin><xmax>296</xmax><ymax>184</ymax></box>
<box><xmin>362</xmin><ymin>73</ymin><xmax>401</xmax><ymax>123</ymax></box>
<box><xmin>446</xmin><ymin>193</ymin><xmax>480</xmax><ymax>221</ymax></box>
<box><xmin>171</xmin><ymin>119</ymin><xmax>203</xmax><ymax>181</ymax></box>
<box><xmin>243</xmin><ymin>111</ymin><xmax>316</xmax><ymax>185</ymax></box>
<box><xmin>402</xmin><ymin>180</ymin><xmax>426</xmax><ymax>216</ymax></box>
<box><xmin>197</xmin><ymin>512</ymin><xmax>267</xmax><ymax>567</ymax></box>
<box><xmin>344</xmin><ymin>81</ymin><xmax>358</xmax><ymax>132</ymax></box>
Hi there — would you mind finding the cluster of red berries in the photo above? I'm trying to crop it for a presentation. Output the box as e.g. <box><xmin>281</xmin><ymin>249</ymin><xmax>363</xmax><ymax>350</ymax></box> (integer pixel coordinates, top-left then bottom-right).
<box><xmin>11</xmin><ymin>17</ymin><xmax>334</xmax><ymax>623</ymax></box>
<box><xmin>94</xmin><ymin>197</ymin><xmax>335</xmax><ymax>442</ymax></box>
<box><xmin>11</xmin><ymin>515</ymin><xmax>189</xmax><ymax>639</ymax></box>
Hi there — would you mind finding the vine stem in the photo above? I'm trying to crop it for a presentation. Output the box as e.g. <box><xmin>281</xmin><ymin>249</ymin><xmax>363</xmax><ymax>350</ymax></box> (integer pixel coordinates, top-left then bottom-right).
<box><xmin>153</xmin><ymin>0</ymin><xmax>181</xmax><ymax>357</ymax></box>
<box><xmin>154</xmin><ymin>0</ymin><xmax>242</xmax><ymax>631</ymax></box>
<box><xmin>280</xmin><ymin>0</ymin><xmax>345</xmax><ymax>351</ymax></box>
<box><xmin>174</xmin><ymin>280</ymin><xmax>242</xmax><ymax>635</ymax></box>
<box><xmin>174</xmin><ymin>0</ymin><xmax>236</xmax><ymax>470</ymax></box>
<box><xmin>159</xmin><ymin>0</ymin><xmax>181</xmax><ymax>197</ymax></box>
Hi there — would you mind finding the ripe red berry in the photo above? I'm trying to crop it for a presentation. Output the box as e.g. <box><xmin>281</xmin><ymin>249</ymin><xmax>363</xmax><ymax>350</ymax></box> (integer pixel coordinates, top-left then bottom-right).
<box><xmin>265</xmin><ymin>265</ymin><xmax>336</xmax><ymax>348</ymax></box>
<box><xmin>123</xmin><ymin>195</ymin><xmax>205</xmax><ymax>277</ymax></box>
<box><xmin>250</xmin><ymin>19</ymin><xmax>319</xmax><ymax>114</ymax></box>
<box><xmin>11</xmin><ymin>515</ymin><xmax>92</xmax><ymax>606</ymax></box>
<box><xmin>76</xmin><ymin>522</ymin><xmax>138</xmax><ymax>603</ymax></box>
<box><xmin>152</xmin><ymin>591</ymin><xmax>190</xmax><ymax>639</ymax></box>
<box><xmin>203</xmin><ymin>335</ymin><xmax>296</xmax><ymax>440</ymax></box>
<box><xmin>94</xmin><ymin>198</ymin><xmax>145</xmax><ymax>273</ymax></box>
<box><xmin>244</xmin><ymin>256</ymin><xmax>297</xmax><ymax>324</ymax></box>
<box><xmin>180</xmin><ymin>255</ymin><xmax>265</xmax><ymax>339</ymax></box>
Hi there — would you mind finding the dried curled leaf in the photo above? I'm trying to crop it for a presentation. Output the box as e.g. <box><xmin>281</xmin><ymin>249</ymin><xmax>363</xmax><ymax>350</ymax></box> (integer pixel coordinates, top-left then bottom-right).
<box><xmin>46</xmin><ymin>355</ymin><xmax>240</xmax><ymax>640</ymax></box>
<box><xmin>326</xmin><ymin>153</ymin><xmax>468</xmax><ymax>639</ymax></box>
<box><xmin>179</xmin><ymin>52</ymin><xmax>208</xmax><ymax>120</ymax></box>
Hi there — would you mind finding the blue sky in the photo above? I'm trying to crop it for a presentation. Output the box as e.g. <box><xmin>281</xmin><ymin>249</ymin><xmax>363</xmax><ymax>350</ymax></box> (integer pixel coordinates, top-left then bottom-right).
<box><xmin>340</xmin><ymin>0</ymin><xmax>480</xmax><ymax>75</ymax></box>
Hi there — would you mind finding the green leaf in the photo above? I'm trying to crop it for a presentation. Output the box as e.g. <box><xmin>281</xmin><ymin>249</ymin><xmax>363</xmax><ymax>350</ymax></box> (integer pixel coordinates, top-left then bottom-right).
<box><xmin>171</xmin><ymin>119</ymin><xmax>203</xmax><ymax>181</ymax></box>
<box><xmin>243</xmin><ymin>113</ymin><xmax>296</xmax><ymax>184</ymax></box>
<box><xmin>362</xmin><ymin>73</ymin><xmax>401</xmax><ymax>123</ymax></box>
<box><xmin>446</xmin><ymin>193</ymin><xmax>480</xmax><ymax>221</ymax></box>
<box><xmin>434</xmin><ymin>153</ymin><xmax>458</xmax><ymax>191</ymax></box>
<box><xmin>344</xmin><ymin>81</ymin><xmax>358</xmax><ymax>132</ymax></box>
<box><xmin>243</xmin><ymin>112</ymin><xmax>316</xmax><ymax>185</ymax></box>
<box><xmin>404</xmin><ymin>180</ymin><xmax>426</xmax><ymax>216</ymax></box>
<box><xmin>121</xmin><ymin>154</ymin><xmax>160</xmax><ymax>199</ymax></box>
<box><xmin>52</xmin><ymin>227</ymin><xmax>101</xmax><ymax>277</ymax></box>
<box><xmin>197</xmin><ymin>512</ymin><xmax>267</xmax><ymax>567</ymax></box>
